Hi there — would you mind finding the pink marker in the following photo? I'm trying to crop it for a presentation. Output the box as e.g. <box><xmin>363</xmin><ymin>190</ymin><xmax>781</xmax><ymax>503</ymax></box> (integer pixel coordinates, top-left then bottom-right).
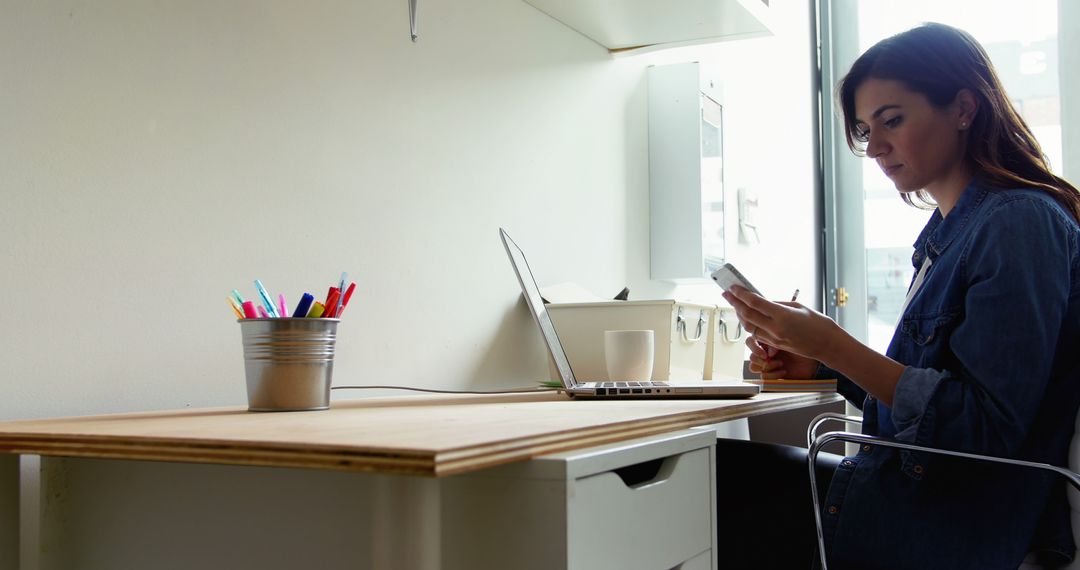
<box><xmin>257</xmin><ymin>305</ymin><xmax>270</xmax><ymax>318</ymax></box>
<box><xmin>241</xmin><ymin>301</ymin><xmax>259</xmax><ymax>319</ymax></box>
<box><xmin>277</xmin><ymin>293</ymin><xmax>288</xmax><ymax>318</ymax></box>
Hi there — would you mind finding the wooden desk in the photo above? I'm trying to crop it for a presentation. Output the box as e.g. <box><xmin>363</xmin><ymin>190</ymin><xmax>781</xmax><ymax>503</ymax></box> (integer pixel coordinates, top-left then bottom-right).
<box><xmin>0</xmin><ymin>391</ymin><xmax>839</xmax><ymax>476</ymax></box>
<box><xmin>0</xmin><ymin>391</ymin><xmax>841</xmax><ymax>570</ymax></box>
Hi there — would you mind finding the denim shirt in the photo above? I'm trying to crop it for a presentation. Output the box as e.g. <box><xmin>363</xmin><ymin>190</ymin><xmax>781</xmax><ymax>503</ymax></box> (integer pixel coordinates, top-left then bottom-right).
<box><xmin>819</xmin><ymin>181</ymin><xmax>1080</xmax><ymax>570</ymax></box>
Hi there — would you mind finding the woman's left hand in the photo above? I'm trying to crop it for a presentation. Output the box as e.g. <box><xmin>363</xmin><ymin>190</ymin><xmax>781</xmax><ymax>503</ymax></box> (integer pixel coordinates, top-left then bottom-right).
<box><xmin>721</xmin><ymin>286</ymin><xmax>842</xmax><ymax>363</ymax></box>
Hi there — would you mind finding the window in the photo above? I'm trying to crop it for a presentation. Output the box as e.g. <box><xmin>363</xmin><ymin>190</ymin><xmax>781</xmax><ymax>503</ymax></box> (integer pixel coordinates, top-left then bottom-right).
<box><xmin>822</xmin><ymin>0</ymin><xmax>1062</xmax><ymax>351</ymax></box>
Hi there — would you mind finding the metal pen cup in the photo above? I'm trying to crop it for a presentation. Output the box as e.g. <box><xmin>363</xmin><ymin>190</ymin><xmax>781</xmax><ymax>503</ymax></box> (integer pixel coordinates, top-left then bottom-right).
<box><xmin>238</xmin><ymin>318</ymin><xmax>339</xmax><ymax>412</ymax></box>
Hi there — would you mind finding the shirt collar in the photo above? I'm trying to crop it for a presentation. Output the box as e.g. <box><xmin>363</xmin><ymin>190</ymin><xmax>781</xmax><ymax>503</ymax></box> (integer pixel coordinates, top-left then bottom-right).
<box><xmin>911</xmin><ymin>179</ymin><xmax>990</xmax><ymax>267</ymax></box>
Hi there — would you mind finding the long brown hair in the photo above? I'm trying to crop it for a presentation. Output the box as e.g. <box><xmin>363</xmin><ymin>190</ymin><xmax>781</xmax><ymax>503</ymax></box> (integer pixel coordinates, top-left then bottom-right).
<box><xmin>838</xmin><ymin>22</ymin><xmax>1080</xmax><ymax>222</ymax></box>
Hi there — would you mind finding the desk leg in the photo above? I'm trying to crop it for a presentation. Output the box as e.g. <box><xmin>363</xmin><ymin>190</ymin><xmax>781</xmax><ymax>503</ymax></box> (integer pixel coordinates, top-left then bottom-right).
<box><xmin>15</xmin><ymin>456</ymin><xmax>45</xmax><ymax>570</ymax></box>
<box><xmin>708</xmin><ymin>445</ymin><xmax>718</xmax><ymax>570</ymax></box>
<box><xmin>0</xmin><ymin>455</ymin><xmax>18</xmax><ymax>570</ymax></box>
<box><xmin>370</xmin><ymin>474</ymin><xmax>441</xmax><ymax>570</ymax></box>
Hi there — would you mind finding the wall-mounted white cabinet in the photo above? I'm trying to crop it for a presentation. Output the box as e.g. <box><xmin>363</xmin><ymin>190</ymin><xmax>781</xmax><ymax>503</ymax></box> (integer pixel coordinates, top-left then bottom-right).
<box><xmin>523</xmin><ymin>0</ymin><xmax>771</xmax><ymax>52</ymax></box>
<box><xmin>649</xmin><ymin>62</ymin><xmax>727</xmax><ymax>282</ymax></box>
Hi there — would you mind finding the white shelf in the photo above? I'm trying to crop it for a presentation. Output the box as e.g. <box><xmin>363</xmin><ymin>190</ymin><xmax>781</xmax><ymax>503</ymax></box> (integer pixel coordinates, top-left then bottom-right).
<box><xmin>524</xmin><ymin>0</ymin><xmax>772</xmax><ymax>52</ymax></box>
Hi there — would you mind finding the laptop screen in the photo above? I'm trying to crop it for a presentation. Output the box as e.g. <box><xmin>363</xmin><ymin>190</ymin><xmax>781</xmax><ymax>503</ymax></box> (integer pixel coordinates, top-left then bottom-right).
<box><xmin>500</xmin><ymin>229</ymin><xmax>578</xmax><ymax>388</ymax></box>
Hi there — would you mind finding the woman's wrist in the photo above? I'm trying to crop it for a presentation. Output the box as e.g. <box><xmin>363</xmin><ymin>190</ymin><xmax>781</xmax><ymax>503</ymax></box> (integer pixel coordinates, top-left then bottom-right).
<box><xmin>816</xmin><ymin>319</ymin><xmax>854</xmax><ymax>370</ymax></box>
<box><xmin>816</xmin><ymin>324</ymin><xmax>904</xmax><ymax>406</ymax></box>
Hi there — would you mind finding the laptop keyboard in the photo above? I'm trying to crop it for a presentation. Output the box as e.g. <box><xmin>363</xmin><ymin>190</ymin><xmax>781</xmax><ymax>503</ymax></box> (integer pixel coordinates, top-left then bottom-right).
<box><xmin>600</xmin><ymin>381</ymin><xmax>670</xmax><ymax>388</ymax></box>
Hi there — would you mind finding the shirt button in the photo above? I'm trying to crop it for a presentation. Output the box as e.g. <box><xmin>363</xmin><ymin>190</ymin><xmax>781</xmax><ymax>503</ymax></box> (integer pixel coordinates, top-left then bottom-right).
<box><xmin>866</xmin><ymin>395</ymin><xmax>875</xmax><ymax>403</ymax></box>
<box><xmin>841</xmin><ymin>460</ymin><xmax>854</xmax><ymax>467</ymax></box>
<box><xmin>827</xmin><ymin>506</ymin><xmax>839</xmax><ymax>515</ymax></box>
<box><xmin>913</xmin><ymin>464</ymin><xmax>924</xmax><ymax>474</ymax></box>
<box><xmin>862</xmin><ymin>445</ymin><xmax>872</xmax><ymax>452</ymax></box>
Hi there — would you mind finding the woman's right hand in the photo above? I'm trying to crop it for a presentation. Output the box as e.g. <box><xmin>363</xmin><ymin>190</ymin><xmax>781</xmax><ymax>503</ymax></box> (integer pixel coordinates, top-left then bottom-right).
<box><xmin>746</xmin><ymin>337</ymin><xmax>819</xmax><ymax>379</ymax></box>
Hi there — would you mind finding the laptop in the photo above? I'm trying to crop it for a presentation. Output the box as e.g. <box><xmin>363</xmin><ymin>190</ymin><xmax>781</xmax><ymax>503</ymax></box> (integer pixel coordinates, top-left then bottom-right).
<box><xmin>501</xmin><ymin>228</ymin><xmax>760</xmax><ymax>399</ymax></box>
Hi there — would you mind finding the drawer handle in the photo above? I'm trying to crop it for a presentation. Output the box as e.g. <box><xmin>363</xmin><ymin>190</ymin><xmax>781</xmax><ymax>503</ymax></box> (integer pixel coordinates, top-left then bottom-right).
<box><xmin>676</xmin><ymin>308</ymin><xmax>707</xmax><ymax>343</ymax></box>
<box><xmin>613</xmin><ymin>455</ymin><xmax>678</xmax><ymax>489</ymax></box>
<box><xmin>718</xmin><ymin>314</ymin><xmax>744</xmax><ymax>343</ymax></box>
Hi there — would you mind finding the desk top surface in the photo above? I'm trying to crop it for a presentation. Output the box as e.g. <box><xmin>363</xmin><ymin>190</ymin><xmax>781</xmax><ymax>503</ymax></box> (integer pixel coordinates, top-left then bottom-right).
<box><xmin>0</xmin><ymin>391</ymin><xmax>841</xmax><ymax>476</ymax></box>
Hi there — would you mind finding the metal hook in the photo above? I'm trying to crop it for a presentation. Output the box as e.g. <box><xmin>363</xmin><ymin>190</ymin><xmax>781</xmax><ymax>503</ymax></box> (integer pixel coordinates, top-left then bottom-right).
<box><xmin>718</xmin><ymin>313</ymin><xmax>743</xmax><ymax>343</ymax></box>
<box><xmin>677</xmin><ymin>307</ymin><xmax>707</xmax><ymax>343</ymax></box>
<box><xmin>409</xmin><ymin>0</ymin><xmax>418</xmax><ymax>42</ymax></box>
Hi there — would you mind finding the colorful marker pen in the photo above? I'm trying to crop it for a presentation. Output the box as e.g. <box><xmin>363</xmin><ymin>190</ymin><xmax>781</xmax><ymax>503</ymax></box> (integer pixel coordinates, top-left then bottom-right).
<box><xmin>323</xmin><ymin>288</ymin><xmax>340</xmax><ymax>318</ymax></box>
<box><xmin>337</xmin><ymin>282</ymin><xmax>357</xmax><ymax>317</ymax></box>
<box><xmin>254</xmin><ymin>280</ymin><xmax>279</xmax><ymax>318</ymax></box>
<box><xmin>228</xmin><ymin>297</ymin><xmax>244</xmax><ymax>319</ymax></box>
<box><xmin>292</xmin><ymin>293</ymin><xmax>315</xmax><ymax>318</ymax></box>
<box><xmin>307</xmin><ymin>302</ymin><xmax>325</xmax><ymax>318</ymax></box>
<box><xmin>241</xmin><ymin>300</ymin><xmax>260</xmax><ymax>319</ymax></box>
<box><xmin>277</xmin><ymin>293</ymin><xmax>288</xmax><ymax>319</ymax></box>
<box><xmin>335</xmin><ymin>272</ymin><xmax>347</xmax><ymax>319</ymax></box>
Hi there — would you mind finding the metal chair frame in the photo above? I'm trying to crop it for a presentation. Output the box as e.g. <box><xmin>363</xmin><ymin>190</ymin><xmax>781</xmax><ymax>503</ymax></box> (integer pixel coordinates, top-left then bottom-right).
<box><xmin>806</xmin><ymin>412</ymin><xmax>1080</xmax><ymax>570</ymax></box>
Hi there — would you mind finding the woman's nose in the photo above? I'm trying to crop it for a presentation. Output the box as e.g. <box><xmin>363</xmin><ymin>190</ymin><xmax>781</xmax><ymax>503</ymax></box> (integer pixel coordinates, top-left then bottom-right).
<box><xmin>866</xmin><ymin>131</ymin><xmax>889</xmax><ymax>158</ymax></box>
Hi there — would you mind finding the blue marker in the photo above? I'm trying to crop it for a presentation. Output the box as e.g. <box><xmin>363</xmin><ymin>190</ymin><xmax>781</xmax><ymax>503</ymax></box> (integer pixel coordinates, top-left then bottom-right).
<box><xmin>292</xmin><ymin>293</ymin><xmax>315</xmax><ymax>318</ymax></box>
<box><xmin>253</xmin><ymin>280</ymin><xmax>280</xmax><ymax>318</ymax></box>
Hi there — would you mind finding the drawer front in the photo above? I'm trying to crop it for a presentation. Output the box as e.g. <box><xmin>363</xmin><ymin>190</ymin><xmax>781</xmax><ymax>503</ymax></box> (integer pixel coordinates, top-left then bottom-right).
<box><xmin>568</xmin><ymin>447</ymin><xmax>713</xmax><ymax>570</ymax></box>
<box><xmin>706</xmin><ymin>306</ymin><xmax>744</xmax><ymax>381</ymax></box>
<box><xmin>668</xmin><ymin>305</ymin><xmax>711</xmax><ymax>381</ymax></box>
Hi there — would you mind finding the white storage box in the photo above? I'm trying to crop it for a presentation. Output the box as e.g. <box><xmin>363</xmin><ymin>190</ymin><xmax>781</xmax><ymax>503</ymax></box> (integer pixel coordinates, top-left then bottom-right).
<box><xmin>546</xmin><ymin>300</ymin><xmax>713</xmax><ymax>381</ymax></box>
<box><xmin>705</xmin><ymin>305</ymin><xmax>746</xmax><ymax>380</ymax></box>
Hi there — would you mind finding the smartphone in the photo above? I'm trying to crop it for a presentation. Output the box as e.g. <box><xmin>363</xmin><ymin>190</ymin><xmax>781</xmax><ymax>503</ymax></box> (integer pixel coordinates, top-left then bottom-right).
<box><xmin>710</xmin><ymin>263</ymin><xmax>764</xmax><ymax>296</ymax></box>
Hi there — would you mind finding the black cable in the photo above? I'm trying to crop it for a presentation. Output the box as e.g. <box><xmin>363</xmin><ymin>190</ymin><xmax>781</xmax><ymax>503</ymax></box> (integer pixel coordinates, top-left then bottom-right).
<box><xmin>330</xmin><ymin>385</ymin><xmax>565</xmax><ymax>395</ymax></box>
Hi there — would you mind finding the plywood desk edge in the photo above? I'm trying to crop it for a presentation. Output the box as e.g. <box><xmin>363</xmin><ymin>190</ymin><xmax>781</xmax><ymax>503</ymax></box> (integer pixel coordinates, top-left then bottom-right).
<box><xmin>0</xmin><ymin>392</ymin><xmax>842</xmax><ymax>477</ymax></box>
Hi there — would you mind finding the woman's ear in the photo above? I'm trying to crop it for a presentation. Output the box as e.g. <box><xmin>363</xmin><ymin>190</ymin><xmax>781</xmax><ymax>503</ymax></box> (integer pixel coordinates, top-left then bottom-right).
<box><xmin>954</xmin><ymin>88</ymin><xmax>979</xmax><ymax>130</ymax></box>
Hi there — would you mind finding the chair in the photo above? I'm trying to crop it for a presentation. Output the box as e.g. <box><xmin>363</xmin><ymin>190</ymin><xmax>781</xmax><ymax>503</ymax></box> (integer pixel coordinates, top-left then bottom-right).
<box><xmin>806</xmin><ymin>412</ymin><xmax>1080</xmax><ymax>570</ymax></box>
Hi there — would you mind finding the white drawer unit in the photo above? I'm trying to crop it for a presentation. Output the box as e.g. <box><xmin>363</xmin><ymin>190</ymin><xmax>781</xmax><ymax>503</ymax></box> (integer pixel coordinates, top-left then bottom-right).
<box><xmin>442</xmin><ymin>430</ymin><xmax>717</xmax><ymax>570</ymax></box>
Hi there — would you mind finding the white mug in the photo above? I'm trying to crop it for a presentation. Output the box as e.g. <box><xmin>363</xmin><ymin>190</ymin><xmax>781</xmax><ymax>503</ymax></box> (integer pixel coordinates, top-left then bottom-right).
<box><xmin>604</xmin><ymin>330</ymin><xmax>655</xmax><ymax>381</ymax></box>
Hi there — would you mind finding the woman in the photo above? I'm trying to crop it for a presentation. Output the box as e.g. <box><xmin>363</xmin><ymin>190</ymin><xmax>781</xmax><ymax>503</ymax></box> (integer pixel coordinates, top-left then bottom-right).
<box><xmin>720</xmin><ymin>23</ymin><xmax>1080</xmax><ymax>569</ymax></box>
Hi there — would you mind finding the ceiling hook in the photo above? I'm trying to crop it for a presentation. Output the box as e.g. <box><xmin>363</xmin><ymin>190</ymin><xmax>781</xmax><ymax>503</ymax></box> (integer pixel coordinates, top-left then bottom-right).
<box><xmin>409</xmin><ymin>0</ymin><xmax>418</xmax><ymax>42</ymax></box>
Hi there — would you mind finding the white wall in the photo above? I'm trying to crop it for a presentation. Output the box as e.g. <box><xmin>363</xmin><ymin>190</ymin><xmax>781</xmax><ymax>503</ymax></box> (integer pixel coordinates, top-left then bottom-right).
<box><xmin>1</xmin><ymin>0</ymin><xmax>818</xmax><ymax>419</ymax></box>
